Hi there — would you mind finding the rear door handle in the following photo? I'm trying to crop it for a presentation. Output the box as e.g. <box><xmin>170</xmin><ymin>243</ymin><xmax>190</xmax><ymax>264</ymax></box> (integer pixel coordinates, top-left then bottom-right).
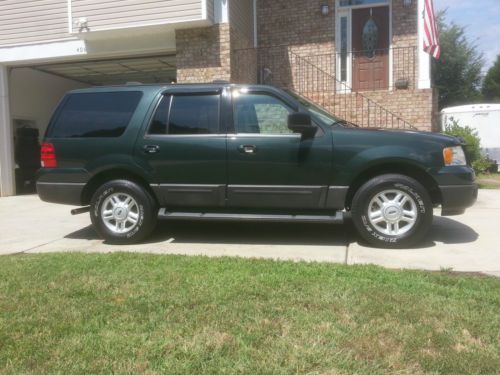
<box><xmin>143</xmin><ymin>145</ymin><xmax>160</xmax><ymax>154</ymax></box>
<box><xmin>238</xmin><ymin>145</ymin><xmax>257</xmax><ymax>154</ymax></box>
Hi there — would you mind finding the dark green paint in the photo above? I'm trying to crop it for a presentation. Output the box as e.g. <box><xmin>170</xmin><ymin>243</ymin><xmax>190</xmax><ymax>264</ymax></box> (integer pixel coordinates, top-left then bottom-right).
<box><xmin>37</xmin><ymin>83</ymin><xmax>476</xmax><ymax>213</ymax></box>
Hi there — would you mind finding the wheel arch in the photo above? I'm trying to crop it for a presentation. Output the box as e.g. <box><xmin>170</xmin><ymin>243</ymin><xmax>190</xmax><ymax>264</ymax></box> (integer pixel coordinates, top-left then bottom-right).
<box><xmin>344</xmin><ymin>162</ymin><xmax>441</xmax><ymax>210</ymax></box>
<box><xmin>81</xmin><ymin>169</ymin><xmax>158</xmax><ymax>206</ymax></box>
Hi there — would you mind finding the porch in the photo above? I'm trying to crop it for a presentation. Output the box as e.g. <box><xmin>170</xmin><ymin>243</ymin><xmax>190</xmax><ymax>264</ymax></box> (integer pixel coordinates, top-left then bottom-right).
<box><xmin>233</xmin><ymin>45</ymin><xmax>434</xmax><ymax>130</ymax></box>
<box><xmin>241</xmin><ymin>0</ymin><xmax>437</xmax><ymax>131</ymax></box>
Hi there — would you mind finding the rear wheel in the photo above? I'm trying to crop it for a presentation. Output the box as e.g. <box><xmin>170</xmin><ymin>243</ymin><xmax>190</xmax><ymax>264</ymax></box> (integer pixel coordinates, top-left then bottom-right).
<box><xmin>90</xmin><ymin>180</ymin><xmax>157</xmax><ymax>244</ymax></box>
<box><xmin>351</xmin><ymin>174</ymin><xmax>433</xmax><ymax>248</ymax></box>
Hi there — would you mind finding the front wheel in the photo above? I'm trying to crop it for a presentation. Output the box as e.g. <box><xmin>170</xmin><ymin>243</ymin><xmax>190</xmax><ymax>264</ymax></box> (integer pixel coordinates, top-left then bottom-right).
<box><xmin>90</xmin><ymin>180</ymin><xmax>158</xmax><ymax>244</ymax></box>
<box><xmin>351</xmin><ymin>174</ymin><xmax>433</xmax><ymax>249</ymax></box>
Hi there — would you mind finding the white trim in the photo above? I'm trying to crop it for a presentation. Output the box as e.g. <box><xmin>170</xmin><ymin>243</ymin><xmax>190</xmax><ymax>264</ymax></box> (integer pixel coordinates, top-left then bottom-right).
<box><xmin>253</xmin><ymin>0</ymin><xmax>258</xmax><ymax>48</ymax></box>
<box><xmin>335</xmin><ymin>9</ymin><xmax>352</xmax><ymax>92</ymax></box>
<box><xmin>67</xmin><ymin>0</ymin><xmax>73</xmax><ymax>34</ymax></box>
<box><xmin>338</xmin><ymin>0</ymin><xmax>389</xmax><ymax>9</ymax></box>
<box><xmin>0</xmin><ymin>15</ymin><xmax>210</xmax><ymax>51</ymax></box>
<box><xmin>388</xmin><ymin>0</ymin><xmax>393</xmax><ymax>90</ymax></box>
<box><xmin>0</xmin><ymin>40</ymin><xmax>88</xmax><ymax>64</ymax></box>
<box><xmin>0</xmin><ymin>37</ymin><xmax>78</xmax><ymax>49</ymax></box>
<box><xmin>0</xmin><ymin>65</ymin><xmax>15</xmax><ymax>196</ymax></box>
<box><xmin>201</xmin><ymin>0</ymin><xmax>207</xmax><ymax>20</ymax></box>
<box><xmin>70</xmin><ymin>18</ymin><xmax>211</xmax><ymax>36</ymax></box>
<box><xmin>417</xmin><ymin>0</ymin><xmax>431</xmax><ymax>89</ymax></box>
<box><xmin>0</xmin><ymin>31</ymin><xmax>177</xmax><ymax>66</ymax></box>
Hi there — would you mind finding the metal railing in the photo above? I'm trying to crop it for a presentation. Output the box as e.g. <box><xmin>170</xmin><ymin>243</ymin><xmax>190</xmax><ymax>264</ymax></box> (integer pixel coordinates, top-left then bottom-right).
<box><xmin>232</xmin><ymin>45</ymin><xmax>417</xmax><ymax>129</ymax></box>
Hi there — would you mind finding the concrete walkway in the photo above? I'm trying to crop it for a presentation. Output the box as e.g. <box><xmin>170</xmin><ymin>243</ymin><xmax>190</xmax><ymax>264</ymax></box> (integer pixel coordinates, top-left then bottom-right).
<box><xmin>1</xmin><ymin>190</ymin><xmax>499</xmax><ymax>276</ymax></box>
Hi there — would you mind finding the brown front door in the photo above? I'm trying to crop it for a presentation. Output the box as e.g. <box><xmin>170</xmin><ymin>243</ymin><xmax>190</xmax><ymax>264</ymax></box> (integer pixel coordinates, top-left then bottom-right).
<box><xmin>352</xmin><ymin>6</ymin><xmax>389</xmax><ymax>91</ymax></box>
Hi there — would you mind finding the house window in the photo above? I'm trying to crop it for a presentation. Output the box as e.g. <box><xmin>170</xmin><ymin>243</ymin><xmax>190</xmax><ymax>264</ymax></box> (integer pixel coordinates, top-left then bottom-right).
<box><xmin>340</xmin><ymin>17</ymin><xmax>348</xmax><ymax>82</ymax></box>
<box><xmin>362</xmin><ymin>18</ymin><xmax>379</xmax><ymax>58</ymax></box>
<box><xmin>339</xmin><ymin>0</ymin><xmax>388</xmax><ymax>6</ymax></box>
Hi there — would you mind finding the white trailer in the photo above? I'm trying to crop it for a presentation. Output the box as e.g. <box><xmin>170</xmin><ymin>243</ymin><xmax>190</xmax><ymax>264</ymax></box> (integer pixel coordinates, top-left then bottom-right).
<box><xmin>441</xmin><ymin>104</ymin><xmax>500</xmax><ymax>169</ymax></box>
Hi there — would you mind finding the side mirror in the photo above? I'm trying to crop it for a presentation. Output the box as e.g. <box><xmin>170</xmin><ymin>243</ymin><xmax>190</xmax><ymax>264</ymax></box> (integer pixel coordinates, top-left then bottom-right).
<box><xmin>288</xmin><ymin>112</ymin><xmax>316</xmax><ymax>138</ymax></box>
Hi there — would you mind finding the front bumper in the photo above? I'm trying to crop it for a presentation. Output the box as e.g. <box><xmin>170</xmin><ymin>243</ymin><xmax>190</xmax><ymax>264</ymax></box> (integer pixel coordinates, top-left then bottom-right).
<box><xmin>439</xmin><ymin>184</ymin><xmax>478</xmax><ymax>216</ymax></box>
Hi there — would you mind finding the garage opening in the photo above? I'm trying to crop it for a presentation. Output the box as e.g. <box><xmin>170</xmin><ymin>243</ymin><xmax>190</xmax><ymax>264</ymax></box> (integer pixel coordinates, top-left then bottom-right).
<box><xmin>10</xmin><ymin>54</ymin><xmax>176</xmax><ymax>194</ymax></box>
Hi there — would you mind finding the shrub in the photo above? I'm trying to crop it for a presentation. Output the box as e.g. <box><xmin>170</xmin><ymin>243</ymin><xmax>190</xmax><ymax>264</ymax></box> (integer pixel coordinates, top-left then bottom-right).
<box><xmin>443</xmin><ymin>119</ymin><xmax>482</xmax><ymax>171</ymax></box>
<box><xmin>472</xmin><ymin>156</ymin><xmax>498</xmax><ymax>174</ymax></box>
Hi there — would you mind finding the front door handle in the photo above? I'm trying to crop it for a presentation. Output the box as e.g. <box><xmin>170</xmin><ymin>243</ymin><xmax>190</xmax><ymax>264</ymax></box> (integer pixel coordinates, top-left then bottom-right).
<box><xmin>143</xmin><ymin>145</ymin><xmax>160</xmax><ymax>154</ymax></box>
<box><xmin>238</xmin><ymin>145</ymin><xmax>257</xmax><ymax>154</ymax></box>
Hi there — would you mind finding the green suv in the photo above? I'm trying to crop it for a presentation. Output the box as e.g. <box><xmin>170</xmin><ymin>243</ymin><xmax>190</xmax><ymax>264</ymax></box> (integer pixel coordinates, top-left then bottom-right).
<box><xmin>37</xmin><ymin>83</ymin><xmax>477</xmax><ymax>248</ymax></box>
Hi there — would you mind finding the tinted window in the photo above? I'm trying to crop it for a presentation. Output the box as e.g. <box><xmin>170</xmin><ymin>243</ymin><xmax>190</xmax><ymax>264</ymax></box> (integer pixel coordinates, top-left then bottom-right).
<box><xmin>49</xmin><ymin>91</ymin><xmax>142</xmax><ymax>138</ymax></box>
<box><xmin>168</xmin><ymin>94</ymin><xmax>220</xmax><ymax>135</ymax></box>
<box><xmin>233</xmin><ymin>92</ymin><xmax>293</xmax><ymax>134</ymax></box>
<box><xmin>149</xmin><ymin>96</ymin><xmax>170</xmax><ymax>135</ymax></box>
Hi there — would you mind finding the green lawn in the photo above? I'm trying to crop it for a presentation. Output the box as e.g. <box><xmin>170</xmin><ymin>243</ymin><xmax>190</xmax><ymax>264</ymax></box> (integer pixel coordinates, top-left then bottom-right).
<box><xmin>0</xmin><ymin>254</ymin><xmax>499</xmax><ymax>375</ymax></box>
<box><xmin>477</xmin><ymin>173</ymin><xmax>500</xmax><ymax>189</ymax></box>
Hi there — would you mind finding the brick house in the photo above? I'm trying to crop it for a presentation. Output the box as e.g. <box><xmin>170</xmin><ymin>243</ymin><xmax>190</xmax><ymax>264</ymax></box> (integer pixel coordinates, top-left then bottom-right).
<box><xmin>0</xmin><ymin>0</ymin><xmax>436</xmax><ymax>196</ymax></box>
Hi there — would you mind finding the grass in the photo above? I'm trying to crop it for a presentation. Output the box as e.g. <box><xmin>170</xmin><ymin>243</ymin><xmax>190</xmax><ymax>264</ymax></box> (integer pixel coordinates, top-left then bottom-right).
<box><xmin>476</xmin><ymin>173</ymin><xmax>500</xmax><ymax>189</ymax></box>
<box><xmin>0</xmin><ymin>254</ymin><xmax>499</xmax><ymax>375</ymax></box>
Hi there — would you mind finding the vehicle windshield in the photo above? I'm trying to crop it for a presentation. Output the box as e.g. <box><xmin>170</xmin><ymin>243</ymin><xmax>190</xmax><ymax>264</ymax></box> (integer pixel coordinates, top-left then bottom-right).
<box><xmin>285</xmin><ymin>90</ymin><xmax>343</xmax><ymax>127</ymax></box>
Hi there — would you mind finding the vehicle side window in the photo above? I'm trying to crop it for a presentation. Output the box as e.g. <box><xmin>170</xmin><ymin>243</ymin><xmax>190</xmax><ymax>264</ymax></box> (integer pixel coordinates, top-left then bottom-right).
<box><xmin>168</xmin><ymin>94</ymin><xmax>220</xmax><ymax>135</ymax></box>
<box><xmin>233</xmin><ymin>92</ymin><xmax>294</xmax><ymax>134</ymax></box>
<box><xmin>149</xmin><ymin>95</ymin><xmax>170</xmax><ymax>135</ymax></box>
<box><xmin>49</xmin><ymin>91</ymin><xmax>142</xmax><ymax>138</ymax></box>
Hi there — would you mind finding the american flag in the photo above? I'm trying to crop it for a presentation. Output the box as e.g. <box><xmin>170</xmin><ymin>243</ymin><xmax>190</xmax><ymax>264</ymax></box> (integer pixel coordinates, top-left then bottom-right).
<box><xmin>423</xmin><ymin>0</ymin><xmax>441</xmax><ymax>59</ymax></box>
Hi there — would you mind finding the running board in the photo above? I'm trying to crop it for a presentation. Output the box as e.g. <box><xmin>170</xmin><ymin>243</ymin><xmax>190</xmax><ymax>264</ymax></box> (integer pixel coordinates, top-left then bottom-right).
<box><xmin>158</xmin><ymin>209</ymin><xmax>344</xmax><ymax>224</ymax></box>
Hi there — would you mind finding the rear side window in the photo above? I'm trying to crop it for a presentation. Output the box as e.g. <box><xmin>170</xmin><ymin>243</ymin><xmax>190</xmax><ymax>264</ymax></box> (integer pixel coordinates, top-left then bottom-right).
<box><xmin>49</xmin><ymin>91</ymin><xmax>142</xmax><ymax>138</ymax></box>
<box><xmin>148</xmin><ymin>94</ymin><xmax>220</xmax><ymax>135</ymax></box>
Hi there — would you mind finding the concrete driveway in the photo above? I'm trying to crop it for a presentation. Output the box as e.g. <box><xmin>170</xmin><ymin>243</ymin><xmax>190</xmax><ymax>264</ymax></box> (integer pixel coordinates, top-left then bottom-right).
<box><xmin>1</xmin><ymin>190</ymin><xmax>499</xmax><ymax>276</ymax></box>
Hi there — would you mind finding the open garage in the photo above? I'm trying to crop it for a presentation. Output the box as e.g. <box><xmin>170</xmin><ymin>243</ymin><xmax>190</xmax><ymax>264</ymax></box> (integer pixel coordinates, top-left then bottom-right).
<box><xmin>4</xmin><ymin>54</ymin><xmax>177</xmax><ymax>194</ymax></box>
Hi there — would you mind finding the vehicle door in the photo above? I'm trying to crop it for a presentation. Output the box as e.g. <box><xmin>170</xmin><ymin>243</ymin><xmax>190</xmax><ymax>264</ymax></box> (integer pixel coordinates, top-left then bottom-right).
<box><xmin>135</xmin><ymin>87</ymin><xmax>228</xmax><ymax>208</ymax></box>
<box><xmin>226</xmin><ymin>88</ymin><xmax>333</xmax><ymax>209</ymax></box>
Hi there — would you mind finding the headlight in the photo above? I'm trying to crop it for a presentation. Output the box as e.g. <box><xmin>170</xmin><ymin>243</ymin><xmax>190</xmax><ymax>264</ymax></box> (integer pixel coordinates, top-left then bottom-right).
<box><xmin>443</xmin><ymin>146</ymin><xmax>467</xmax><ymax>166</ymax></box>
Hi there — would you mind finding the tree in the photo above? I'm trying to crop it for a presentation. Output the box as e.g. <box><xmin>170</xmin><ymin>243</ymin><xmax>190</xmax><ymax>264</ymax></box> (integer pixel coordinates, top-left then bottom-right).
<box><xmin>432</xmin><ymin>12</ymin><xmax>484</xmax><ymax>110</ymax></box>
<box><xmin>482</xmin><ymin>55</ymin><xmax>500</xmax><ymax>101</ymax></box>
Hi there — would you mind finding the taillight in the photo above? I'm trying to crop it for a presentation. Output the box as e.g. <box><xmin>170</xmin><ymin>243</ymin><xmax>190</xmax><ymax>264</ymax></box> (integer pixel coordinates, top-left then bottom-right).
<box><xmin>41</xmin><ymin>142</ymin><xmax>57</xmax><ymax>168</ymax></box>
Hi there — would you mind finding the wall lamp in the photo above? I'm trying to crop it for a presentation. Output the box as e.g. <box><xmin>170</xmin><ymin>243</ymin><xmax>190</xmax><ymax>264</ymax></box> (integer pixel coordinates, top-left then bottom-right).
<box><xmin>403</xmin><ymin>0</ymin><xmax>413</xmax><ymax>8</ymax></box>
<box><xmin>321</xmin><ymin>5</ymin><xmax>330</xmax><ymax>16</ymax></box>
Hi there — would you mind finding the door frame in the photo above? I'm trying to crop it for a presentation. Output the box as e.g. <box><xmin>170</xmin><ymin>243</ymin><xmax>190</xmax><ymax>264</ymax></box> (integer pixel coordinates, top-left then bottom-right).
<box><xmin>334</xmin><ymin>0</ymin><xmax>393</xmax><ymax>92</ymax></box>
<box><xmin>136</xmin><ymin>86</ymin><xmax>230</xmax><ymax>208</ymax></box>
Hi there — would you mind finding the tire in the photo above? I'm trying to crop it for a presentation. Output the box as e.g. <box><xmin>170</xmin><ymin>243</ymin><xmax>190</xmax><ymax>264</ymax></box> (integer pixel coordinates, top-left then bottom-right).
<box><xmin>351</xmin><ymin>174</ymin><xmax>433</xmax><ymax>249</ymax></box>
<box><xmin>90</xmin><ymin>180</ymin><xmax>158</xmax><ymax>244</ymax></box>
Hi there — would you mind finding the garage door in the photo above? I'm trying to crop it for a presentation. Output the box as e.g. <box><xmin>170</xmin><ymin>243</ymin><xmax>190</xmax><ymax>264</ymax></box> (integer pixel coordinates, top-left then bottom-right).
<box><xmin>30</xmin><ymin>54</ymin><xmax>177</xmax><ymax>86</ymax></box>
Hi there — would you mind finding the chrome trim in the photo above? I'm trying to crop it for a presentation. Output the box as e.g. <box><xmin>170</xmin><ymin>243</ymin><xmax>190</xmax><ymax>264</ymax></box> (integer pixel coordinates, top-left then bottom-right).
<box><xmin>230</xmin><ymin>133</ymin><xmax>301</xmax><ymax>138</ymax></box>
<box><xmin>158</xmin><ymin>209</ymin><xmax>345</xmax><ymax>224</ymax></box>
<box><xmin>36</xmin><ymin>182</ymin><xmax>86</xmax><ymax>186</ymax></box>
<box><xmin>144</xmin><ymin>134</ymin><xmax>226</xmax><ymax>138</ymax></box>
<box><xmin>150</xmin><ymin>183</ymin><xmax>224</xmax><ymax>188</ymax></box>
<box><xmin>228</xmin><ymin>184</ymin><xmax>323</xmax><ymax>189</ymax></box>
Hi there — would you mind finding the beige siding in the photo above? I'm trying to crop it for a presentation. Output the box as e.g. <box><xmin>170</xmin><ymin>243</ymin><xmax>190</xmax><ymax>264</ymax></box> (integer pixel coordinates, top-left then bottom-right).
<box><xmin>229</xmin><ymin>0</ymin><xmax>254</xmax><ymax>47</ymax></box>
<box><xmin>0</xmin><ymin>0</ymin><xmax>70</xmax><ymax>46</ymax></box>
<box><xmin>71</xmin><ymin>0</ymin><xmax>206</xmax><ymax>32</ymax></box>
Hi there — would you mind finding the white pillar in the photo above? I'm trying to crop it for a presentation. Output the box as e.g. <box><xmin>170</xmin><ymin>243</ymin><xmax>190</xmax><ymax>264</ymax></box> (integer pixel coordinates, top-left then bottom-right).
<box><xmin>0</xmin><ymin>65</ymin><xmax>15</xmax><ymax>197</ymax></box>
<box><xmin>418</xmin><ymin>0</ymin><xmax>431</xmax><ymax>89</ymax></box>
<box><xmin>214</xmin><ymin>0</ymin><xmax>229</xmax><ymax>23</ymax></box>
